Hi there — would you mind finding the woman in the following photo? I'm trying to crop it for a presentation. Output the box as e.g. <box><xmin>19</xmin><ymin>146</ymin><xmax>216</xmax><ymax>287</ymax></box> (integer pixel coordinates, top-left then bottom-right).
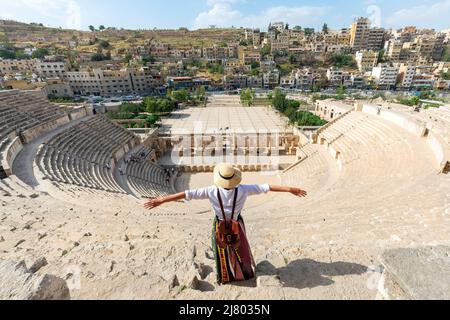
<box><xmin>144</xmin><ymin>163</ymin><xmax>307</xmax><ymax>284</ymax></box>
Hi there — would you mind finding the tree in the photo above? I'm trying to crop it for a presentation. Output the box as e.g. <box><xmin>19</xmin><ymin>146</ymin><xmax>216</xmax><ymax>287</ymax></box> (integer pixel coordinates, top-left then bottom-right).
<box><xmin>250</xmin><ymin>61</ymin><xmax>260</xmax><ymax>70</ymax></box>
<box><xmin>239</xmin><ymin>39</ymin><xmax>249</xmax><ymax>47</ymax></box>
<box><xmin>443</xmin><ymin>45</ymin><xmax>450</xmax><ymax>62</ymax></box>
<box><xmin>304</xmin><ymin>28</ymin><xmax>315</xmax><ymax>37</ymax></box>
<box><xmin>88</xmin><ymin>25</ymin><xmax>96</xmax><ymax>32</ymax></box>
<box><xmin>331</xmin><ymin>53</ymin><xmax>357</xmax><ymax>68</ymax></box>
<box><xmin>0</xmin><ymin>49</ymin><xmax>16</xmax><ymax>59</ymax></box>
<box><xmin>441</xmin><ymin>71</ymin><xmax>450</xmax><ymax>80</ymax></box>
<box><xmin>123</xmin><ymin>53</ymin><xmax>133</xmax><ymax>64</ymax></box>
<box><xmin>31</xmin><ymin>48</ymin><xmax>49</xmax><ymax>59</ymax></box>
<box><xmin>99</xmin><ymin>25</ymin><xmax>106</xmax><ymax>31</ymax></box>
<box><xmin>322</xmin><ymin>23</ymin><xmax>329</xmax><ymax>34</ymax></box>
<box><xmin>240</xmin><ymin>88</ymin><xmax>254</xmax><ymax>106</ymax></box>
<box><xmin>91</xmin><ymin>53</ymin><xmax>106</xmax><ymax>61</ymax></box>
<box><xmin>98</xmin><ymin>39</ymin><xmax>110</xmax><ymax>49</ymax></box>
<box><xmin>171</xmin><ymin>89</ymin><xmax>190</xmax><ymax>103</ymax></box>
<box><xmin>289</xmin><ymin>54</ymin><xmax>295</xmax><ymax>64</ymax></box>
<box><xmin>261</xmin><ymin>44</ymin><xmax>271</xmax><ymax>57</ymax></box>
<box><xmin>293</xmin><ymin>26</ymin><xmax>302</xmax><ymax>31</ymax></box>
<box><xmin>285</xmin><ymin>23</ymin><xmax>289</xmax><ymax>30</ymax></box>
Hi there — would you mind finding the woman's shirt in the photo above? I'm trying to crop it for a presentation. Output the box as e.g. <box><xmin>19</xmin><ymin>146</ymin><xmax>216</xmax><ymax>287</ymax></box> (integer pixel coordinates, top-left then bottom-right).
<box><xmin>185</xmin><ymin>184</ymin><xmax>270</xmax><ymax>220</ymax></box>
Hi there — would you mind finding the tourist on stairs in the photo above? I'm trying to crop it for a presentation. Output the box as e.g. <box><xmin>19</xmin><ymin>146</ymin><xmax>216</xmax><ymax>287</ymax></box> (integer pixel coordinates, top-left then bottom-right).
<box><xmin>144</xmin><ymin>163</ymin><xmax>307</xmax><ymax>285</ymax></box>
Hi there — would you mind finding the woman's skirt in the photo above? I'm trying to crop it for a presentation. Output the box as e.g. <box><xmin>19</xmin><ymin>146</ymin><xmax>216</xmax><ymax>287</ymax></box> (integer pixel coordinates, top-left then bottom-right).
<box><xmin>211</xmin><ymin>216</ymin><xmax>256</xmax><ymax>284</ymax></box>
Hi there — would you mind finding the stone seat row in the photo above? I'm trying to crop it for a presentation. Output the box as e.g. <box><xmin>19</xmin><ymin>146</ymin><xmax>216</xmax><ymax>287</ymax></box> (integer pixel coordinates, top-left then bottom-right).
<box><xmin>34</xmin><ymin>115</ymin><xmax>139</xmax><ymax>194</ymax></box>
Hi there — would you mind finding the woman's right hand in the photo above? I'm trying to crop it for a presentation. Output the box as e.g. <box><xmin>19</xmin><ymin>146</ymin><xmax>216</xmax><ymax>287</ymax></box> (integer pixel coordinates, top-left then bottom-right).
<box><xmin>290</xmin><ymin>188</ymin><xmax>308</xmax><ymax>198</ymax></box>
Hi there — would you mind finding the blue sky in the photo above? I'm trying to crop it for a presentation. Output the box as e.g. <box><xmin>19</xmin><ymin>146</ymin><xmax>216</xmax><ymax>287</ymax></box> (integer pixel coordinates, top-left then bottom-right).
<box><xmin>0</xmin><ymin>0</ymin><xmax>449</xmax><ymax>31</ymax></box>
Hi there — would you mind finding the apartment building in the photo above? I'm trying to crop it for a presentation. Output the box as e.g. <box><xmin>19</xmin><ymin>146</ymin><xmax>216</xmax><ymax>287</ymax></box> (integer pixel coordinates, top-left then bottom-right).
<box><xmin>203</xmin><ymin>45</ymin><xmax>237</xmax><ymax>61</ymax></box>
<box><xmin>247</xmin><ymin>75</ymin><xmax>263</xmax><ymax>88</ymax></box>
<box><xmin>223</xmin><ymin>74</ymin><xmax>248</xmax><ymax>90</ymax></box>
<box><xmin>66</xmin><ymin>66</ymin><xmax>162</xmax><ymax>97</ymax></box>
<box><xmin>280</xmin><ymin>73</ymin><xmax>296</xmax><ymax>89</ymax></box>
<box><xmin>350</xmin><ymin>17</ymin><xmax>385</xmax><ymax>51</ymax></box>
<box><xmin>0</xmin><ymin>58</ymin><xmax>37</xmax><ymax>75</ymax></box>
<box><xmin>262</xmin><ymin>69</ymin><xmax>280</xmax><ymax>89</ymax></box>
<box><xmin>385</xmin><ymin>39</ymin><xmax>403</xmax><ymax>62</ymax></box>
<box><xmin>396</xmin><ymin>63</ymin><xmax>416</xmax><ymax>88</ymax></box>
<box><xmin>42</xmin><ymin>77</ymin><xmax>74</xmax><ymax>97</ymax></box>
<box><xmin>270</xmin><ymin>22</ymin><xmax>285</xmax><ymax>33</ymax></box>
<box><xmin>326</xmin><ymin>67</ymin><xmax>344</xmax><ymax>86</ymax></box>
<box><xmin>35</xmin><ymin>60</ymin><xmax>68</xmax><ymax>79</ymax></box>
<box><xmin>371</xmin><ymin>63</ymin><xmax>399</xmax><ymax>89</ymax></box>
<box><xmin>238</xmin><ymin>48</ymin><xmax>261</xmax><ymax>65</ymax></box>
<box><xmin>245</xmin><ymin>29</ymin><xmax>261</xmax><ymax>47</ymax></box>
<box><xmin>355</xmin><ymin>50</ymin><xmax>379</xmax><ymax>72</ymax></box>
<box><xmin>294</xmin><ymin>68</ymin><xmax>315</xmax><ymax>90</ymax></box>
<box><xmin>412</xmin><ymin>73</ymin><xmax>435</xmax><ymax>89</ymax></box>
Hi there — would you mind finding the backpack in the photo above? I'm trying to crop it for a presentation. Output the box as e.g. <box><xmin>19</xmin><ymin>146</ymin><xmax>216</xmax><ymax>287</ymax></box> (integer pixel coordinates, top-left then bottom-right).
<box><xmin>215</xmin><ymin>187</ymin><xmax>241</xmax><ymax>249</ymax></box>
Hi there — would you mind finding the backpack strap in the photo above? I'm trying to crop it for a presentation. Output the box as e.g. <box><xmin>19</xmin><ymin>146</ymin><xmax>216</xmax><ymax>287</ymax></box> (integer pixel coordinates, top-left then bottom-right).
<box><xmin>231</xmin><ymin>187</ymin><xmax>239</xmax><ymax>221</ymax></box>
<box><xmin>217</xmin><ymin>187</ymin><xmax>239</xmax><ymax>222</ymax></box>
<box><xmin>217</xmin><ymin>189</ymin><xmax>227</xmax><ymax>222</ymax></box>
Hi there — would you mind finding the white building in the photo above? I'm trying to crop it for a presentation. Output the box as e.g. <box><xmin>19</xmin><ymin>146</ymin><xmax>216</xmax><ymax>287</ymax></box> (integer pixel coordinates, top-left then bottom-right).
<box><xmin>326</xmin><ymin>67</ymin><xmax>343</xmax><ymax>86</ymax></box>
<box><xmin>371</xmin><ymin>63</ymin><xmax>399</xmax><ymax>89</ymax></box>
<box><xmin>396</xmin><ymin>63</ymin><xmax>416</xmax><ymax>89</ymax></box>
<box><xmin>355</xmin><ymin>50</ymin><xmax>378</xmax><ymax>72</ymax></box>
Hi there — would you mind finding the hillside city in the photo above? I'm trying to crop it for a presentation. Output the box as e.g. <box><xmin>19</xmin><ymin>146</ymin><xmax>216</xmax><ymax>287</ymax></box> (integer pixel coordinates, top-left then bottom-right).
<box><xmin>1</xmin><ymin>18</ymin><xmax>449</xmax><ymax>100</ymax></box>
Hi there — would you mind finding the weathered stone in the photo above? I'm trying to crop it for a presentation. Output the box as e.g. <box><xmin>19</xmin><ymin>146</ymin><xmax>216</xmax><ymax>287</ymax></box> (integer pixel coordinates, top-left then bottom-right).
<box><xmin>188</xmin><ymin>275</ymin><xmax>201</xmax><ymax>290</ymax></box>
<box><xmin>28</xmin><ymin>257</ymin><xmax>48</xmax><ymax>273</ymax></box>
<box><xmin>380</xmin><ymin>246</ymin><xmax>450</xmax><ymax>300</ymax></box>
<box><xmin>257</xmin><ymin>275</ymin><xmax>282</xmax><ymax>288</ymax></box>
<box><xmin>0</xmin><ymin>260</ymin><xmax>70</xmax><ymax>300</ymax></box>
<box><xmin>169</xmin><ymin>274</ymin><xmax>180</xmax><ymax>289</ymax></box>
<box><xmin>14</xmin><ymin>239</ymin><xmax>25</xmax><ymax>247</ymax></box>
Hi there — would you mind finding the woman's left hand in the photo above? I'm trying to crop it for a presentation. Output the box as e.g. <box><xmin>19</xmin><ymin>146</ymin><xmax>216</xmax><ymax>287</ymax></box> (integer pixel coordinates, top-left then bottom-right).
<box><xmin>144</xmin><ymin>198</ymin><xmax>164</xmax><ymax>210</ymax></box>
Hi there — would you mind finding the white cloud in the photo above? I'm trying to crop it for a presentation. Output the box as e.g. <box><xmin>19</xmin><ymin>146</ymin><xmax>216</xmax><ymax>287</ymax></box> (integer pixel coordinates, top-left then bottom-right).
<box><xmin>193</xmin><ymin>0</ymin><xmax>243</xmax><ymax>29</ymax></box>
<box><xmin>193</xmin><ymin>0</ymin><xmax>330</xmax><ymax>30</ymax></box>
<box><xmin>0</xmin><ymin>0</ymin><xmax>82</xmax><ymax>29</ymax></box>
<box><xmin>385</xmin><ymin>0</ymin><xmax>450</xmax><ymax>29</ymax></box>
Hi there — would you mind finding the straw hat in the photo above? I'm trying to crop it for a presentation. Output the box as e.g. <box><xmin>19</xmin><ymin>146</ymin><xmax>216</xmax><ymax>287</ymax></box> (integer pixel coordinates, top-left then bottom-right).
<box><xmin>213</xmin><ymin>163</ymin><xmax>242</xmax><ymax>189</ymax></box>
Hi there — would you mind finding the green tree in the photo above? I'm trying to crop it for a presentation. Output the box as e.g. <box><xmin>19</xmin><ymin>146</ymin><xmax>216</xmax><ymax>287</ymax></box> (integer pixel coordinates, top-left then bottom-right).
<box><xmin>443</xmin><ymin>45</ymin><xmax>450</xmax><ymax>62</ymax></box>
<box><xmin>261</xmin><ymin>44</ymin><xmax>271</xmax><ymax>57</ymax></box>
<box><xmin>171</xmin><ymin>89</ymin><xmax>189</xmax><ymax>103</ymax></box>
<box><xmin>31</xmin><ymin>48</ymin><xmax>49</xmax><ymax>59</ymax></box>
<box><xmin>0</xmin><ymin>49</ymin><xmax>16</xmax><ymax>59</ymax></box>
<box><xmin>304</xmin><ymin>28</ymin><xmax>315</xmax><ymax>37</ymax></box>
<box><xmin>288</xmin><ymin>54</ymin><xmax>295</xmax><ymax>64</ymax></box>
<box><xmin>239</xmin><ymin>39</ymin><xmax>248</xmax><ymax>47</ymax></box>
<box><xmin>251</xmin><ymin>61</ymin><xmax>260</xmax><ymax>70</ymax></box>
<box><xmin>99</xmin><ymin>25</ymin><xmax>106</xmax><ymax>31</ymax></box>
<box><xmin>441</xmin><ymin>71</ymin><xmax>450</xmax><ymax>80</ymax></box>
<box><xmin>88</xmin><ymin>25</ymin><xmax>96</xmax><ymax>32</ymax></box>
<box><xmin>123</xmin><ymin>53</ymin><xmax>133</xmax><ymax>64</ymax></box>
<box><xmin>98</xmin><ymin>40</ymin><xmax>110</xmax><ymax>49</ymax></box>
<box><xmin>331</xmin><ymin>53</ymin><xmax>357</xmax><ymax>68</ymax></box>
<box><xmin>322</xmin><ymin>23</ymin><xmax>329</xmax><ymax>34</ymax></box>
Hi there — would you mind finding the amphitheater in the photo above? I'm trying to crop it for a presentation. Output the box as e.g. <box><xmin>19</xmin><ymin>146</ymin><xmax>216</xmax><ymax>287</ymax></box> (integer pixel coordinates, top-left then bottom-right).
<box><xmin>0</xmin><ymin>90</ymin><xmax>449</xmax><ymax>300</ymax></box>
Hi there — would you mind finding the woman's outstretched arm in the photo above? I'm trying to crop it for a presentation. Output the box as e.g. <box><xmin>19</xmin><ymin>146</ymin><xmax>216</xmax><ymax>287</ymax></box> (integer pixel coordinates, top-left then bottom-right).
<box><xmin>144</xmin><ymin>192</ymin><xmax>185</xmax><ymax>210</ymax></box>
<box><xmin>269</xmin><ymin>185</ymin><xmax>308</xmax><ymax>198</ymax></box>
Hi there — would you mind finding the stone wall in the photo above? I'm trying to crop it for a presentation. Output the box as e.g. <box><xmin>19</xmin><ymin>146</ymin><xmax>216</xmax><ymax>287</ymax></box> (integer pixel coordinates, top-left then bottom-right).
<box><xmin>21</xmin><ymin>115</ymin><xmax>71</xmax><ymax>144</ymax></box>
<box><xmin>1</xmin><ymin>136</ymin><xmax>24</xmax><ymax>176</ymax></box>
<box><xmin>68</xmin><ymin>107</ymin><xmax>87</xmax><ymax>121</ymax></box>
